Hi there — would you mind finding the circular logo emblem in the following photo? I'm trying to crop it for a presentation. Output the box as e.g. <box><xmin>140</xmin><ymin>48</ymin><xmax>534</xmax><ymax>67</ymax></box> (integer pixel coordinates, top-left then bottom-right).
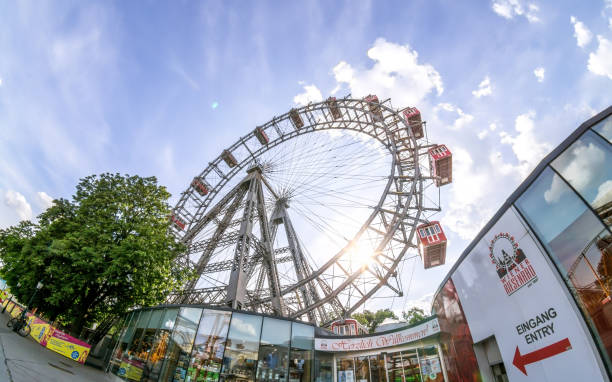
<box><xmin>71</xmin><ymin>351</ymin><xmax>79</xmax><ymax>359</ymax></box>
<box><xmin>489</xmin><ymin>233</ymin><xmax>522</xmax><ymax>275</ymax></box>
<box><xmin>118</xmin><ymin>367</ymin><xmax>126</xmax><ymax>376</ymax></box>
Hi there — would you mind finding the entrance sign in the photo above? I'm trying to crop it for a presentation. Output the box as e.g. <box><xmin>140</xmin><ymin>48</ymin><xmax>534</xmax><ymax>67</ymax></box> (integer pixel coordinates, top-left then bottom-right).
<box><xmin>450</xmin><ymin>208</ymin><xmax>606</xmax><ymax>381</ymax></box>
<box><xmin>315</xmin><ymin>318</ymin><xmax>440</xmax><ymax>351</ymax></box>
<box><xmin>513</xmin><ymin>338</ymin><xmax>572</xmax><ymax>376</ymax></box>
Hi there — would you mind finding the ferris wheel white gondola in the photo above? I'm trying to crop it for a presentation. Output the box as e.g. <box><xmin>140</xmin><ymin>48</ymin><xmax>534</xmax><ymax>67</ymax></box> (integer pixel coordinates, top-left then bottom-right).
<box><xmin>167</xmin><ymin>95</ymin><xmax>452</xmax><ymax>325</ymax></box>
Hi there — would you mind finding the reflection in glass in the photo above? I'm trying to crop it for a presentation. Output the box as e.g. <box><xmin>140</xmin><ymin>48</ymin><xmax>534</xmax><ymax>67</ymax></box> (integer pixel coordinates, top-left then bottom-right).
<box><xmin>336</xmin><ymin>358</ymin><xmax>355</xmax><ymax>382</ymax></box>
<box><xmin>592</xmin><ymin>115</ymin><xmax>612</xmax><ymax>144</ymax></box>
<box><xmin>187</xmin><ymin>309</ymin><xmax>232</xmax><ymax>382</ymax></box>
<box><xmin>159</xmin><ymin>308</ymin><xmax>203</xmax><ymax>382</ymax></box>
<box><xmin>368</xmin><ymin>355</ymin><xmax>384</xmax><ymax>382</ymax></box>
<box><xmin>385</xmin><ymin>352</ymin><xmax>403</xmax><ymax>382</ymax></box>
<box><xmin>551</xmin><ymin>130</ymin><xmax>612</xmax><ymax>226</ymax></box>
<box><xmin>400</xmin><ymin>350</ymin><xmax>421</xmax><ymax>382</ymax></box>
<box><xmin>431</xmin><ymin>279</ymin><xmax>480</xmax><ymax>381</ymax></box>
<box><xmin>314</xmin><ymin>351</ymin><xmax>333</xmax><ymax>382</ymax></box>
<box><xmin>417</xmin><ymin>347</ymin><xmax>443</xmax><ymax>382</ymax></box>
<box><xmin>355</xmin><ymin>356</ymin><xmax>370</xmax><ymax>382</ymax></box>
<box><xmin>109</xmin><ymin>311</ymin><xmax>137</xmax><ymax>377</ymax></box>
<box><xmin>123</xmin><ymin>310</ymin><xmax>152</xmax><ymax>381</ymax></box>
<box><xmin>289</xmin><ymin>323</ymin><xmax>314</xmax><ymax>382</ymax></box>
<box><xmin>144</xmin><ymin>309</ymin><xmax>179</xmax><ymax>382</ymax></box>
<box><xmin>220</xmin><ymin>313</ymin><xmax>263</xmax><ymax>382</ymax></box>
<box><xmin>516</xmin><ymin>167</ymin><xmax>612</xmax><ymax>365</ymax></box>
<box><xmin>257</xmin><ymin>318</ymin><xmax>290</xmax><ymax>382</ymax></box>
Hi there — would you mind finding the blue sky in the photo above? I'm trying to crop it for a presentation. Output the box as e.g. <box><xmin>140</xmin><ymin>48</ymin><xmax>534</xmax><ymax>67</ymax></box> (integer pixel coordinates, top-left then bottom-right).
<box><xmin>1</xmin><ymin>0</ymin><xmax>611</xmax><ymax>313</ymax></box>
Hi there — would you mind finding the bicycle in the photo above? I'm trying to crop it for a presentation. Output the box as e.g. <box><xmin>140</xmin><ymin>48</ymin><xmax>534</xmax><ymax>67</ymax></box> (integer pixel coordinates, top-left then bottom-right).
<box><xmin>7</xmin><ymin>314</ymin><xmax>31</xmax><ymax>337</ymax></box>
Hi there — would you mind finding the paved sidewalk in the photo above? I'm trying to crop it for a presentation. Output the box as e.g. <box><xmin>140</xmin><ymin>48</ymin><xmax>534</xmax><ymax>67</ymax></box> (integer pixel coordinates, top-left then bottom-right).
<box><xmin>0</xmin><ymin>312</ymin><xmax>121</xmax><ymax>382</ymax></box>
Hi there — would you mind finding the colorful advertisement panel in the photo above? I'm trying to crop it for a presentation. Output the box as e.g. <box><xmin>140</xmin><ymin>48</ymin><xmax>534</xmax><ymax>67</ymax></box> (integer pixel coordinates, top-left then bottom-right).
<box><xmin>315</xmin><ymin>317</ymin><xmax>440</xmax><ymax>351</ymax></box>
<box><xmin>451</xmin><ymin>207</ymin><xmax>607</xmax><ymax>380</ymax></box>
<box><xmin>45</xmin><ymin>327</ymin><xmax>91</xmax><ymax>364</ymax></box>
<box><xmin>28</xmin><ymin>316</ymin><xmax>51</xmax><ymax>345</ymax></box>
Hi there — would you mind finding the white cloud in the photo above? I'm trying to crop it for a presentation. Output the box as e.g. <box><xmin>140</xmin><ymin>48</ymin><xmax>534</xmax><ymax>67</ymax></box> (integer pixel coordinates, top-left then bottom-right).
<box><xmin>434</xmin><ymin>103</ymin><xmax>474</xmax><ymax>130</ymax></box>
<box><xmin>293</xmin><ymin>83</ymin><xmax>323</xmax><ymax>106</ymax></box>
<box><xmin>3</xmin><ymin>190</ymin><xmax>32</xmax><ymax>221</ymax></box>
<box><xmin>548</xmin><ymin>140</ymin><xmax>607</xmax><ymax>204</ymax></box>
<box><xmin>544</xmin><ymin>174</ymin><xmax>568</xmax><ymax>204</ymax></box>
<box><xmin>0</xmin><ymin>77</ymin><xmax>3</xmax><ymax>86</ymax></box>
<box><xmin>36</xmin><ymin>191</ymin><xmax>54</xmax><ymax>210</ymax></box>
<box><xmin>478</xmin><ymin>130</ymin><xmax>489</xmax><ymax>139</ymax></box>
<box><xmin>492</xmin><ymin>0</ymin><xmax>540</xmax><ymax>22</ymax></box>
<box><xmin>570</xmin><ymin>16</ymin><xmax>593</xmax><ymax>47</ymax></box>
<box><xmin>472</xmin><ymin>76</ymin><xmax>492</xmax><ymax>98</ymax></box>
<box><xmin>499</xmin><ymin>111</ymin><xmax>552</xmax><ymax>177</ymax></box>
<box><xmin>533</xmin><ymin>67</ymin><xmax>545</xmax><ymax>82</ymax></box>
<box><xmin>489</xmin><ymin>123</ymin><xmax>498</xmax><ymax>131</ymax></box>
<box><xmin>332</xmin><ymin>38</ymin><xmax>443</xmax><ymax>106</ymax></box>
<box><xmin>588</xmin><ymin>36</ymin><xmax>612</xmax><ymax>80</ymax></box>
<box><xmin>593</xmin><ymin>180</ymin><xmax>612</xmax><ymax>208</ymax></box>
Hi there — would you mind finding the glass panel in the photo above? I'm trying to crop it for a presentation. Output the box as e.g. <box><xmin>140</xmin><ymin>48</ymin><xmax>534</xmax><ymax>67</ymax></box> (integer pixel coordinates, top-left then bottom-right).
<box><xmin>416</xmin><ymin>347</ymin><xmax>443</xmax><ymax>382</ymax></box>
<box><xmin>112</xmin><ymin>311</ymin><xmax>142</xmax><ymax>379</ymax></box>
<box><xmin>400</xmin><ymin>350</ymin><xmax>421</xmax><ymax>382</ymax></box>
<box><xmin>220</xmin><ymin>313</ymin><xmax>263</xmax><ymax>382</ymax></box>
<box><xmin>144</xmin><ymin>308</ymin><xmax>179</xmax><ymax>382</ymax></box>
<box><xmin>431</xmin><ymin>279</ymin><xmax>479</xmax><ymax>381</ymax></box>
<box><xmin>159</xmin><ymin>308</ymin><xmax>203</xmax><ymax>382</ymax></box>
<box><xmin>355</xmin><ymin>356</ymin><xmax>370</xmax><ymax>382</ymax></box>
<box><xmin>592</xmin><ymin>115</ymin><xmax>612</xmax><ymax>143</ymax></box>
<box><xmin>123</xmin><ymin>310</ymin><xmax>152</xmax><ymax>381</ymax></box>
<box><xmin>368</xmin><ymin>355</ymin><xmax>384</xmax><ymax>382</ymax></box>
<box><xmin>551</xmin><ymin>130</ymin><xmax>612</xmax><ymax>226</ymax></box>
<box><xmin>336</xmin><ymin>358</ymin><xmax>355</xmax><ymax>382</ymax></box>
<box><xmin>313</xmin><ymin>352</ymin><xmax>333</xmax><ymax>382</ymax></box>
<box><xmin>289</xmin><ymin>323</ymin><xmax>314</xmax><ymax>382</ymax></box>
<box><xmin>385</xmin><ymin>352</ymin><xmax>402</xmax><ymax>382</ymax></box>
<box><xmin>109</xmin><ymin>311</ymin><xmax>137</xmax><ymax>377</ymax></box>
<box><xmin>516</xmin><ymin>167</ymin><xmax>612</xmax><ymax>365</ymax></box>
<box><xmin>257</xmin><ymin>318</ymin><xmax>291</xmax><ymax>382</ymax></box>
<box><xmin>187</xmin><ymin>309</ymin><xmax>232</xmax><ymax>382</ymax></box>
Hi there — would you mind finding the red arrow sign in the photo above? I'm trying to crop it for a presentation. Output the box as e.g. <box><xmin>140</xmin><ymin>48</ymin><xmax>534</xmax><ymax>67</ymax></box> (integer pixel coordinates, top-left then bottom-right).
<box><xmin>513</xmin><ymin>338</ymin><xmax>572</xmax><ymax>375</ymax></box>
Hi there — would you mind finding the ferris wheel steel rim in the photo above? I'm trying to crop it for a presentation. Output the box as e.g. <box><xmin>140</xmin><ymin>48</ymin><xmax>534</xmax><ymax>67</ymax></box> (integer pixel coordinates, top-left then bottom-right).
<box><xmin>170</xmin><ymin>96</ymin><xmax>438</xmax><ymax>324</ymax></box>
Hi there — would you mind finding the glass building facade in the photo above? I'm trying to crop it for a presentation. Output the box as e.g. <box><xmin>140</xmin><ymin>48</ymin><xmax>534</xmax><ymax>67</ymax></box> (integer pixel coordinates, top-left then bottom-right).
<box><xmin>107</xmin><ymin>307</ymin><xmax>320</xmax><ymax>382</ymax></box>
<box><xmin>431</xmin><ymin>108</ymin><xmax>612</xmax><ymax>381</ymax></box>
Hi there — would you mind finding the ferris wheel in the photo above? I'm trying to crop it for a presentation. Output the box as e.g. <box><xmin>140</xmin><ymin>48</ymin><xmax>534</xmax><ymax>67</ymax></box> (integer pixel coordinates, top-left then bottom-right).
<box><xmin>167</xmin><ymin>95</ymin><xmax>452</xmax><ymax>326</ymax></box>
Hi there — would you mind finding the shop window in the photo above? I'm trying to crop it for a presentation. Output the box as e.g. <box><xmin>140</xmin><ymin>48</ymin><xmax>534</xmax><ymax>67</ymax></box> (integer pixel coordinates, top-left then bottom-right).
<box><xmin>368</xmin><ymin>355</ymin><xmax>385</xmax><ymax>382</ymax></box>
<box><xmin>314</xmin><ymin>351</ymin><xmax>333</xmax><ymax>382</ymax></box>
<box><xmin>187</xmin><ymin>309</ymin><xmax>232</xmax><ymax>382</ymax></box>
<box><xmin>417</xmin><ymin>347</ymin><xmax>443</xmax><ymax>382</ymax></box>
<box><xmin>336</xmin><ymin>358</ymin><xmax>355</xmax><ymax>382</ymax></box>
<box><xmin>592</xmin><ymin>115</ymin><xmax>612</xmax><ymax>144</ymax></box>
<box><xmin>516</xmin><ymin>167</ymin><xmax>612</xmax><ymax>365</ymax></box>
<box><xmin>257</xmin><ymin>318</ymin><xmax>291</xmax><ymax>382</ymax></box>
<box><xmin>109</xmin><ymin>311</ymin><xmax>138</xmax><ymax>377</ymax></box>
<box><xmin>122</xmin><ymin>310</ymin><xmax>152</xmax><ymax>380</ymax></box>
<box><xmin>289</xmin><ymin>323</ymin><xmax>314</xmax><ymax>382</ymax></box>
<box><xmin>220</xmin><ymin>313</ymin><xmax>263</xmax><ymax>382</ymax></box>
<box><xmin>159</xmin><ymin>307</ymin><xmax>203</xmax><ymax>382</ymax></box>
<box><xmin>355</xmin><ymin>356</ymin><xmax>370</xmax><ymax>382</ymax></box>
<box><xmin>144</xmin><ymin>309</ymin><xmax>179</xmax><ymax>382</ymax></box>
<box><xmin>399</xmin><ymin>350</ymin><xmax>421</xmax><ymax>382</ymax></box>
<box><xmin>551</xmin><ymin>130</ymin><xmax>612</xmax><ymax>227</ymax></box>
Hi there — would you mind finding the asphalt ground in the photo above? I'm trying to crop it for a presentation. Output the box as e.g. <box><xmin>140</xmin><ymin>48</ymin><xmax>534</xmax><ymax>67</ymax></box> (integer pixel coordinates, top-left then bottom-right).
<box><xmin>0</xmin><ymin>311</ymin><xmax>122</xmax><ymax>382</ymax></box>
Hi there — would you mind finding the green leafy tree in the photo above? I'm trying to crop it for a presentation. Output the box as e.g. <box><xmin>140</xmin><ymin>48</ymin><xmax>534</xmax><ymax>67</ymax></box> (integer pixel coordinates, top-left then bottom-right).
<box><xmin>0</xmin><ymin>173</ymin><xmax>189</xmax><ymax>336</ymax></box>
<box><xmin>352</xmin><ymin>308</ymin><xmax>398</xmax><ymax>333</ymax></box>
<box><xmin>402</xmin><ymin>307</ymin><xmax>427</xmax><ymax>324</ymax></box>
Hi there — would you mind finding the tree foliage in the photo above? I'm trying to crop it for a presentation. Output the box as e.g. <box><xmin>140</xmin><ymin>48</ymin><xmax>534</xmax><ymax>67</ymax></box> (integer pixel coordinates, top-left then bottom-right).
<box><xmin>0</xmin><ymin>173</ymin><xmax>189</xmax><ymax>336</ymax></box>
<box><xmin>402</xmin><ymin>307</ymin><xmax>427</xmax><ymax>324</ymax></box>
<box><xmin>352</xmin><ymin>308</ymin><xmax>398</xmax><ymax>333</ymax></box>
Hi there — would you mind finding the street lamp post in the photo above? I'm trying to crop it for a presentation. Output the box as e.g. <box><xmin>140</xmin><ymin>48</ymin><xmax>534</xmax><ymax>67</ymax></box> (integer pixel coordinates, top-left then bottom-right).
<box><xmin>12</xmin><ymin>281</ymin><xmax>43</xmax><ymax>333</ymax></box>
